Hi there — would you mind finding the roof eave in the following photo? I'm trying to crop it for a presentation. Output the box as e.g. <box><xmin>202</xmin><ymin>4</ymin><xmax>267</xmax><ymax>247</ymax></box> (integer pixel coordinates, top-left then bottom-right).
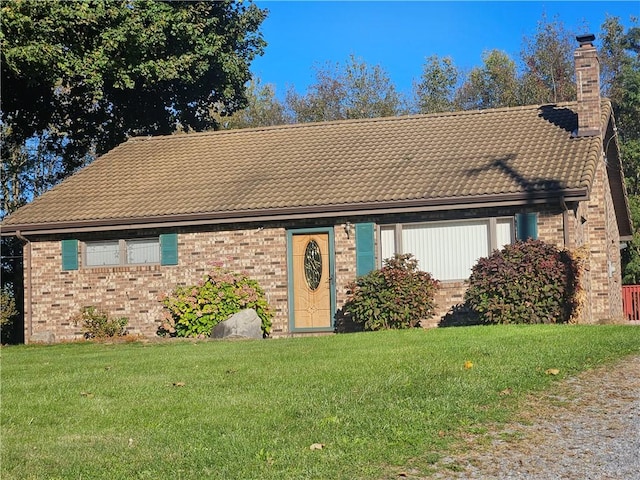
<box><xmin>1</xmin><ymin>189</ymin><xmax>589</xmax><ymax>237</ymax></box>
<box><xmin>603</xmin><ymin>112</ymin><xmax>634</xmax><ymax>239</ymax></box>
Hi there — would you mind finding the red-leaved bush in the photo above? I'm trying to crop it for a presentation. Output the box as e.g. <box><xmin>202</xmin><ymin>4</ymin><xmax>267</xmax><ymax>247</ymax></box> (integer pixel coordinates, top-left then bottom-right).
<box><xmin>465</xmin><ymin>240</ymin><xmax>580</xmax><ymax>324</ymax></box>
<box><xmin>340</xmin><ymin>254</ymin><xmax>439</xmax><ymax>331</ymax></box>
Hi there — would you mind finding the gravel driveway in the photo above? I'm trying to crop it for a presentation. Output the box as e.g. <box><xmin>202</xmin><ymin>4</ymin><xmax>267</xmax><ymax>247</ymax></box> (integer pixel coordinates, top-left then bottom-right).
<box><xmin>433</xmin><ymin>354</ymin><xmax>640</xmax><ymax>479</ymax></box>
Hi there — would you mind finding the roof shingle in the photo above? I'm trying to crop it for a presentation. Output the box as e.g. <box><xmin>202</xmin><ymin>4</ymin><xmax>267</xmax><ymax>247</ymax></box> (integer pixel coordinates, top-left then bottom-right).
<box><xmin>1</xmin><ymin>101</ymin><xmax>610</xmax><ymax>232</ymax></box>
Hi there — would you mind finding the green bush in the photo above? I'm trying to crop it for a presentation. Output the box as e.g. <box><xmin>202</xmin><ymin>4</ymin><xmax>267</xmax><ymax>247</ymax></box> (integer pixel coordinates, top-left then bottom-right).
<box><xmin>159</xmin><ymin>267</ymin><xmax>273</xmax><ymax>338</ymax></box>
<box><xmin>340</xmin><ymin>254</ymin><xmax>439</xmax><ymax>331</ymax></box>
<box><xmin>465</xmin><ymin>239</ymin><xmax>580</xmax><ymax>324</ymax></box>
<box><xmin>1</xmin><ymin>288</ymin><xmax>17</xmax><ymax>331</ymax></box>
<box><xmin>73</xmin><ymin>306</ymin><xmax>128</xmax><ymax>339</ymax></box>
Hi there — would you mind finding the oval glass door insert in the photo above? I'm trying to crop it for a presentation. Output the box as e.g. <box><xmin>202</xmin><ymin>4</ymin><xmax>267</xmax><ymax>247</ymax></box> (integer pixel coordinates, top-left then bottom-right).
<box><xmin>304</xmin><ymin>240</ymin><xmax>322</xmax><ymax>290</ymax></box>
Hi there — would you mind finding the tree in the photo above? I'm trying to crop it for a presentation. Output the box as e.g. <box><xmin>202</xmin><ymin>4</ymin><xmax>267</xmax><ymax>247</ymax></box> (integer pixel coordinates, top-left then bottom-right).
<box><xmin>215</xmin><ymin>78</ymin><xmax>290</xmax><ymax>130</ymax></box>
<box><xmin>455</xmin><ymin>50</ymin><xmax>519</xmax><ymax>110</ymax></box>
<box><xmin>285</xmin><ymin>55</ymin><xmax>404</xmax><ymax>123</ymax></box>
<box><xmin>600</xmin><ymin>18</ymin><xmax>640</xmax><ymax>188</ymax></box>
<box><xmin>519</xmin><ymin>14</ymin><xmax>576</xmax><ymax>104</ymax></box>
<box><xmin>622</xmin><ymin>196</ymin><xmax>640</xmax><ymax>284</ymax></box>
<box><xmin>285</xmin><ymin>64</ymin><xmax>345</xmax><ymax>123</ymax></box>
<box><xmin>413</xmin><ymin>55</ymin><xmax>459</xmax><ymax>114</ymax></box>
<box><xmin>1</xmin><ymin>0</ymin><xmax>267</xmax><ymax>217</ymax></box>
<box><xmin>341</xmin><ymin>55</ymin><xmax>404</xmax><ymax>119</ymax></box>
<box><xmin>600</xmin><ymin>15</ymin><xmax>631</xmax><ymax>101</ymax></box>
<box><xmin>600</xmin><ymin>16</ymin><xmax>640</xmax><ymax>283</ymax></box>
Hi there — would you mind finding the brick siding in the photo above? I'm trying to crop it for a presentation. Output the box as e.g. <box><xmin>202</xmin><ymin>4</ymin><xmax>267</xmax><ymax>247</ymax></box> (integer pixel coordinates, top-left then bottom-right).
<box><xmin>26</xmin><ymin>222</ymin><xmax>360</xmax><ymax>341</ymax></box>
<box><xmin>579</xmin><ymin>151</ymin><xmax>623</xmax><ymax>320</ymax></box>
<box><xmin>574</xmin><ymin>41</ymin><xmax>602</xmax><ymax>137</ymax></box>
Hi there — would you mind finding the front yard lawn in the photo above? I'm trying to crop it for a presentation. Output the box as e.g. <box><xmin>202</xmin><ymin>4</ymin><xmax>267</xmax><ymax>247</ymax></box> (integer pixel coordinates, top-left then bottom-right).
<box><xmin>1</xmin><ymin>324</ymin><xmax>639</xmax><ymax>479</ymax></box>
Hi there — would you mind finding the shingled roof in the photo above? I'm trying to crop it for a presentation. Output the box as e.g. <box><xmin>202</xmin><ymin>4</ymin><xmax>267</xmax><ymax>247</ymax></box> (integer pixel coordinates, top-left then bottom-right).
<box><xmin>1</xmin><ymin>99</ymin><xmax>627</xmax><ymax>235</ymax></box>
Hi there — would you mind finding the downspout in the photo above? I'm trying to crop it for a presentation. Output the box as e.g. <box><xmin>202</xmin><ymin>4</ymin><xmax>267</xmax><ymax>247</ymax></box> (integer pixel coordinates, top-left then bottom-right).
<box><xmin>560</xmin><ymin>197</ymin><xmax>570</xmax><ymax>247</ymax></box>
<box><xmin>15</xmin><ymin>230</ymin><xmax>32</xmax><ymax>343</ymax></box>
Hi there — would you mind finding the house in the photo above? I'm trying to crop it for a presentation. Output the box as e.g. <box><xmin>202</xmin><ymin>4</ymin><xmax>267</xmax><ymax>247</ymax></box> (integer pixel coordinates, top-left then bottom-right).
<box><xmin>1</xmin><ymin>35</ymin><xmax>632</xmax><ymax>342</ymax></box>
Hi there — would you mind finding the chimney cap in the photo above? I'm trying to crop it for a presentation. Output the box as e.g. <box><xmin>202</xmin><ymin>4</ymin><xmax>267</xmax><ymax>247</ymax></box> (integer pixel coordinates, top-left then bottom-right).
<box><xmin>577</xmin><ymin>33</ymin><xmax>596</xmax><ymax>46</ymax></box>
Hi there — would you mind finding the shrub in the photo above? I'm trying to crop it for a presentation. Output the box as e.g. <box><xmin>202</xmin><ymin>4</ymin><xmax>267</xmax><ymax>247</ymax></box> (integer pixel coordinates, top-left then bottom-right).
<box><xmin>464</xmin><ymin>239</ymin><xmax>580</xmax><ymax>324</ymax></box>
<box><xmin>73</xmin><ymin>306</ymin><xmax>128</xmax><ymax>339</ymax></box>
<box><xmin>1</xmin><ymin>288</ymin><xmax>17</xmax><ymax>333</ymax></box>
<box><xmin>159</xmin><ymin>267</ymin><xmax>273</xmax><ymax>338</ymax></box>
<box><xmin>340</xmin><ymin>253</ymin><xmax>439</xmax><ymax>331</ymax></box>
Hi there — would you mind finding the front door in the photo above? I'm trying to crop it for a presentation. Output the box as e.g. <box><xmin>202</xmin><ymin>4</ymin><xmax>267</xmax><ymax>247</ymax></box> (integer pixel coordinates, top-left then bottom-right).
<box><xmin>288</xmin><ymin>229</ymin><xmax>334</xmax><ymax>330</ymax></box>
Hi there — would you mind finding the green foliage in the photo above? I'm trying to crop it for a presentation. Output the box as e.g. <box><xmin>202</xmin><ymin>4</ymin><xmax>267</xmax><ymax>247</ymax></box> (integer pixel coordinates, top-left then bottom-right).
<box><xmin>160</xmin><ymin>267</ymin><xmax>273</xmax><ymax>338</ymax></box>
<box><xmin>0</xmin><ymin>235</ymin><xmax>23</xmax><ymax>344</ymax></box>
<box><xmin>73</xmin><ymin>306</ymin><xmax>128</xmax><ymax>339</ymax></box>
<box><xmin>601</xmin><ymin>17</ymin><xmax>640</xmax><ymax>282</ymax></box>
<box><xmin>340</xmin><ymin>254</ymin><xmax>438</xmax><ymax>331</ymax></box>
<box><xmin>601</xmin><ymin>18</ymin><xmax>640</xmax><ymax>200</ymax></box>
<box><xmin>1</xmin><ymin>0</ymin><xmax>266</xmax><ymax>217</ymax></box>
<box><xmin>216</xmin><ymin>77</ymin><xmax>290</xmax><ymax>130</ymax></box>
<box><xmin>414</xmin><ymin>55</ymin><xmax>459</xmax><ymax>114</ymax></box>
<box><xmin>465</xmin><ymin>240</ymin><xmax>580</xmax><ymax>324</ymax></box>
<box><xmin>519</xmin><ymin>13</ymin><xmax>575</xmax><ymax>104</ymax></box>
<box><xmin>0</xmin><ymin>288</ymin><xmax>17</xmax><ymax>330</ymax></box>
<box><xmin>622</xmin><ymin>195</ymin><xmax>640</xmax><ymax>284</ymax></box>
<box><xmin>285</xmin><ymin>54</ymin><xmax>405</xmax><ymax>123</ymax></box>
<box><xmin>456</xmin><ymin>49</ymin><xmax>519</xmax><ymax>110</ymax></box>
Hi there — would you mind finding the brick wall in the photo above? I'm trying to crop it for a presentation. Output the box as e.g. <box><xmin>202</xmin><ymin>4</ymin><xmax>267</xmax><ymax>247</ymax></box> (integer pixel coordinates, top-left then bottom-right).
<box><xmin>574</xmin><ymin>39</ymin><xmax>602</xmax><ymax>137</ymax></box>
<box><xmin>27</xmin><ymin>227</ymin><xmax>287</xmax><ymax>340</ymax></box>
<box><xmin>333</xmin><ymin>224</ymin><xmax>357</xmax><ymax>310</ymax></box>
<box><xmin>580</xmin><ymin>151</ymin><xmax>623</xmax><ymax>320</ymax></box>
<box><xmin>569</xmin><ymin>200</ymin><xmax>594</xmax><ymax>322</ymax></box>
<box><xmin>26</xmin><ymin>222</ymin><xmax>359</xmax><ymax>341</ymax></box>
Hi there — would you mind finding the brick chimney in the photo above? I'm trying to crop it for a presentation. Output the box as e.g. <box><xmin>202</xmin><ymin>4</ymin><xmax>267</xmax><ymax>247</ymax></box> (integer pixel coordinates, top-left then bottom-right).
<box><xmin>574</xmin><ymin>34</ymin><xmax>601</xmax><ymax>137</ymax></box>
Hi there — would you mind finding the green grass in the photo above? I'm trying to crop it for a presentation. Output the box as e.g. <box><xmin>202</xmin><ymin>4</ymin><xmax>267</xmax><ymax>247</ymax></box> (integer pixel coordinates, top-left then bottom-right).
<box><xmin>1</xmin><ymin>325</ymin><xmax>639</xmax><ymax>479</ymax></box>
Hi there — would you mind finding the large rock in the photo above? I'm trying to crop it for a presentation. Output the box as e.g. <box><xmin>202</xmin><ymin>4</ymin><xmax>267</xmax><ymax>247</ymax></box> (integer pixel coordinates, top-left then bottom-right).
<box><xmin>211</xmin><ymin>309</ymin><xmax>263</xmax><ymax>340</ymax></box>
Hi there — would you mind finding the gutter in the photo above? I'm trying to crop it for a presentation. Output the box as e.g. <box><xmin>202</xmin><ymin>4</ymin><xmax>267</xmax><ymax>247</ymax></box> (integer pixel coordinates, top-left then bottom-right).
<box><xmin>14</xmin><ymin>230</ymin><xmax>32</xmax><ymax>343</ymax></box>
<box><xmin>1</xmin><ymin>189</ymin><xmax>590</xmax><ymax>236</ymax></box>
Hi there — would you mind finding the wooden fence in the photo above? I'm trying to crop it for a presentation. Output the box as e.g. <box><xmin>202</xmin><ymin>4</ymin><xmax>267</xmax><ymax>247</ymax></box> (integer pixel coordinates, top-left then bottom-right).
<box><xmin>622</xmin><ymin>285</ymin><xmax>640</xmax><ymax>321</ymax></box>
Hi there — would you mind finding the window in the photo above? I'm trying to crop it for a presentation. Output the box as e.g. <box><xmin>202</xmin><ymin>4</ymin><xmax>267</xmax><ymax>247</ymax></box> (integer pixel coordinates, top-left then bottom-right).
<box><xmin>127</xmin><ymin>238</ymin><xmax>160</xmax><ymax>264</ymax></box>
<box><xmin>380</xmin><ymin>218</ymin><xmax>514</xmax><ymax>281</ymax></box>
<box><xmin>62</xmin><ymin>234</ymin><xmax>177</xmax><ymax>270</ymax></box>
<box><xmin>84</xmin><ymin>238</ymin><xmax>160</xmax><ymax>266</ymax></box>
<box><xmin>85</xmin><ymin>240</ymin><xmax>120</xmax><ymax>266</ymax></box>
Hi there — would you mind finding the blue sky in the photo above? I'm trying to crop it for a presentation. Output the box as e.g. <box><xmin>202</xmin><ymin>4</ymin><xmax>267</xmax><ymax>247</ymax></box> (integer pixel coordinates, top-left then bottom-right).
<box><xmin>250</xmin><ymin>1</ymin><xmax>639</xmax><ymax>97</ymax></box>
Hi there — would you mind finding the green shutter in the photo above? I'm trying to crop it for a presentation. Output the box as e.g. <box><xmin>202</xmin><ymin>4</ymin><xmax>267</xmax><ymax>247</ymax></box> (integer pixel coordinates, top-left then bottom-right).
<box><xmin>516</xmin><ymin>213</ymin><xmax>538</xmax><ymax>241</ymax></box>
<box><xmin>355</xmin><ymin>223</ymin><xmax>376</xmax><ymax>276</ymax></box>
<box><xmin>61</xmin><ymin>239</ymin><xmax>78</xmax><ymax>270</ymax></box>
<box><xmin>160</xmin><ymin>233</ymin><xmax>178</xmax><ymax>266</ymax></box>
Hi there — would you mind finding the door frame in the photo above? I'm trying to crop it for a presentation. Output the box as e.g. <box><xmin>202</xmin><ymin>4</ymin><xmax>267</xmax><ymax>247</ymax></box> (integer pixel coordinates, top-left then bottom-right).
<box><xmin>286</xmin><ymin>227</ymin><xmax>336</xmax><ymax>333</ymax></box>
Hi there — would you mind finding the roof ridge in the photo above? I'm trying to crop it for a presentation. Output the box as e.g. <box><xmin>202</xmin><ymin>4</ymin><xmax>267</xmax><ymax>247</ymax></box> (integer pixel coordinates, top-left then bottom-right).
<box><xmin>126</xmin><ymin>102</ymin><xmax>559</xmax><ymax>143</ymax></box>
